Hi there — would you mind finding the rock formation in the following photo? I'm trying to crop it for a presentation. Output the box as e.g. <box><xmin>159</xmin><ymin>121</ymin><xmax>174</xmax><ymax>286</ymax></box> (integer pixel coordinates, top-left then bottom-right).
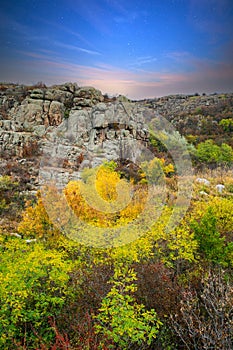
<box><xmin>0</xmin><ymin>83</ymin><xmax>149</xmax><ymax>189</ymax></box>
<box><xmin>0</xmin><ymin>83</ymin><xmax>232</xmax><ymax>190</ymax></box>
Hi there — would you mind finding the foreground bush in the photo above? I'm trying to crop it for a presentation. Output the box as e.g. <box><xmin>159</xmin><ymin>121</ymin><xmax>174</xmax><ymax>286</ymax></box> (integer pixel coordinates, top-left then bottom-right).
<box><xmin>0</xmin><ymin>239</ymin><xmax>73</xmax><ymax>348</ymax></box>
<box><xmin>171</xmin><ymin>268</ymin><xmax>233</xmax><ymax>350</ymax></box>
<box><xmin>95</xmin><ymin>264</ymin><xmax>162</xmax><ymax>349</ymax></box>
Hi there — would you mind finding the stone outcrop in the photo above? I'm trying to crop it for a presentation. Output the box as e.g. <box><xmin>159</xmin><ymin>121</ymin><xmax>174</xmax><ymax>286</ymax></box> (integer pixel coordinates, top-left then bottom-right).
<box><xmin>0</xmin><ymin>83</ymin><xmax>150</xmax><ymax>189</ymax></box>
<box><xmin>39</xmin><ymin>101</ymin><xmax>150</xmax><ymax>188</ymax></box>
<box><xmin>141</xmin><ymin>93</ymin><xmax>233</xmax><ymax>118</ymax></box>
<box><xmin>0</xmin><ymin>83</ymin><xmax>232</xmax><ymax>189</ymax></box>
<box><xmin>141</xmin><ymin>93</ymin><xmax>233</xmax><ymax>145</ymax></box>
<box><xmin>0</xmin><ymin>83</ymin><xmax>105</xmax><ymax>158</ymax></box>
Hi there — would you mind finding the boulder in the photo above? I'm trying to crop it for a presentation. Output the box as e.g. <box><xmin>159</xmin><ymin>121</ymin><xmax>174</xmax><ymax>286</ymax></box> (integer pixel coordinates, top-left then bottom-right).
<box><xmin>216</xmin><ymin>184</ymin><xmax>225</xmax><ymax>193</ymax></box>
<box><xmin>48</xmin><ymin>101</ymin><xmax>65</xmax><ymax>126</ymax></box>
<box><xmin>30</xmin><ymin>89</ymin><xmax>45</xmax><ymax>99</ymax></box>
<box><xmin>73</xmin><ymin>86</ymin><xmax>104</xmax><ymax>107</ymax></box>
<box><xmin>196</xmin><ymin>178</ymin><xmax>210</xmax><ymax>186</ymax></box>
<box><xmin>41</xmin><ymin>88</ymin><xmax>72</xmax><ymax>104</ymax></box>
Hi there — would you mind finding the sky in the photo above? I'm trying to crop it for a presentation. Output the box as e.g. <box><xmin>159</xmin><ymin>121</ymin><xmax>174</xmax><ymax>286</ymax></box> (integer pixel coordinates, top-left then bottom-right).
<box><xmin>0</xmin><ymin>0</ymin><xmax>233</xmax><ymax>99</ymax></box>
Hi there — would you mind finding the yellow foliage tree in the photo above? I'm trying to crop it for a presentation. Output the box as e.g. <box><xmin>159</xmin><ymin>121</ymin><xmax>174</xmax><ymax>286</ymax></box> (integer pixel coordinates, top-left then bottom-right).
<box><xmin>18</xmin><ymin>192</ymin><xmax>61</xmax><ymax>240</ymax></box>
<box><xmin>18</xmin><ymin>163</ymin><xmax>149</xmax><ymax>247</ymax></box>
<box><xmin>64</xmin><ymin>163</ymin><xmax>148</xmax><ymax>228</ymax></box>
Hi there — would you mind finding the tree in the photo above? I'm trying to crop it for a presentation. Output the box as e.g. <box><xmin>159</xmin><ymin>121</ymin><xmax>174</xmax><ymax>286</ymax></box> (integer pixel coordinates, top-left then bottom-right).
<box><xmin>141</xmin><ymin>158</ymin><xmax>165</xmax><ymax>185</ymax></box>
<box><xmin>0</xmin><ymin>239</ymin><xmax>73</xmax><ymax>348</ymax></box>
<box><xmin>196</xmin><ymin>140</ymin><xmax>221</xmax><ymax>166</ymax></box>
<box><xmin>220</xmin><ymin>143</ymin><xmax>233</xmax><ymax>165</ymax></box>
<box><xmin>171</xmin><ymin>269</ymin><xmax>233</xmax><ymax>350</ymax></box>
<box><xmin>219</xmin><ymin>118</ymin><xmax>233</xmax><ymax>132</ymax></box>
<box><xmin>95</xmin><ymin>264</ymin><xmax>162</xmax><ymax>349</ymax></box>
<box><xmin>64</xmin><ymin>163</ymin><xmax>147</xmax><ymax>228</ymax></box>
<box><xmin>18</xmin><ymin>192</ymin><xmax>61</xmax><ymax>240</ymax></box>
<box><xmin>191</xmin><ymin>207</ymin><xmax>227</xmax><ymax>265</ymax></box>
<box><xmin>195</xmin><ymin>140</ymin><xmax>233</xmax><ymax>168</ymax></box>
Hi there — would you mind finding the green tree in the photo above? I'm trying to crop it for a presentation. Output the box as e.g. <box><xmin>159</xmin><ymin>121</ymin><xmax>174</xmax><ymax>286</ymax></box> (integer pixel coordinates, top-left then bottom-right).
<box><xmin>219</xmin><ymin>118</ymin><xmax>233</xmax><ymax>132</ymax></box>
<box><xmin>219</xmin><ymin>143</ymin><xmax>233</xmax><ymax>165</ymax></box>
<box><xmin>95</xmin><ymin>264</ymin><xmax>162</xmax><ymax>348</ymax></box>
<box><xmin>191</xmin><ymin>207</ymin><xmax>231</xmax><ymax>266</ymax></box>
<box><xmin>141</xmin><ymin>157</ymin><xmax>165</xmax><ymax>185</ymax></box>
<box><xmin>0</xmin><ymin>239</ymin><xmax>73</xmax><ymax>348</ymax></box>
<box><xmin>196</xmin><ymin>140</ymin><xmax>220</xmax><ymax>165</ymax></box>
<box><xmin>195</xmin><ymin>139</ymin><xmax>233</xmax><ymax>167</ymax></box>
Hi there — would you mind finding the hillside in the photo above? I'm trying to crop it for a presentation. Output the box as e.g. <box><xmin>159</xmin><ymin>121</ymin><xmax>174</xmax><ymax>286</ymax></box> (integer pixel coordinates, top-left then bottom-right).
<box><xmin>1</xmin><ymin>83</ymin><xmax>232</xmax><ymax>188</ymax></box>
<box><xmin>0</xmin><ymin>83</ymin><xmax>233</xmax><ymax>350</ymax></box>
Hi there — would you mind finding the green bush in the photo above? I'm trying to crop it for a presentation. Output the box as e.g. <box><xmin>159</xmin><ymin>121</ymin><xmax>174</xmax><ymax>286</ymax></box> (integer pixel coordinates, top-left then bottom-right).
<box><xmin>195</xmin><ymin>139</ymin><xmax>233</xmax><ymax>167</ymax></box>
<box><xmin>95</xmin><ymin>264</ymin><xmax>162</xmax><ymax>349</ymax></box>
<box><xmin>0</xmin><ymin>239</ymin><xmax>73</xmax><ymax>348</ymax></box>
<box><xmin>219</xmin><ymin>118</ymin><xmax>233</xmax><ymax>132</ymax></box>
<box><xmin>191</xmin><ymin>207</ymin><xmax>232</xmax><ymax>266</ymax></box>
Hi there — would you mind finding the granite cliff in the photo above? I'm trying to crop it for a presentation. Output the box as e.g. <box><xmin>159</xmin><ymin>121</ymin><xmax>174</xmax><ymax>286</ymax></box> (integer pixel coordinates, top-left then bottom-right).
<box><xmin>0</xmin><ymin>83</ymin><xmax>149</xmax><ymax>190</ymax></box>
<box><xmin>0</xmin><ymin>82</ymin><xmax>232</xmax><ymax>190</ymax></box>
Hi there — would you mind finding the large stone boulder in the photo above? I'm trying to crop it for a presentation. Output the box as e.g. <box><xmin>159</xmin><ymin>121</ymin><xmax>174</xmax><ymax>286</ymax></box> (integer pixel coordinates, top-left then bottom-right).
<box><xmin>73</xmin><ymin>86</ymin><xmax>104</xmax><ymax>107</ymax></box>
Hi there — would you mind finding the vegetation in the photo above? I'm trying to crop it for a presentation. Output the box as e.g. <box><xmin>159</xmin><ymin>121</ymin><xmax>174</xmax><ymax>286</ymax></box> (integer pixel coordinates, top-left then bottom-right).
<box><xmin>1</xmin><ymin>154</ymin><xmax>233</xmax><ymax>349</ymax></box>
<box><xmin>194</xmin><ymin>139</ymin><xmax>233</xmax><ymax>168</ymax></box>
<box><xmin>0</xmin><ymin>241</ymin><xmax>73</xmax><ymax>348</ymax></box>
<box><xmin>219</xmin><ymin>118</ymin><xmax>233</xmax><ymax>132</ymax></box>
<box><xmin>1</xmin><ymin>93</ymin><xmax>233</xmax><ymax>349</ymax></box>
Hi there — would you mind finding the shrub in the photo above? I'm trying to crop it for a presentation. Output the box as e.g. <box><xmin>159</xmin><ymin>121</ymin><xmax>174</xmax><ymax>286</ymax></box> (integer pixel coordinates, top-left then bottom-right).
<box><xmin>195</xmin><ymin>139</ymin><xmax>233</xmax><ymax>167</ymax></box>
<box><xmin>171</xmin><ymin>269</ymin><xmax>233</xmax><ymax>350</ymax></box>
<box><xmin>191</xmin><ymin>208</ymin><xmax>227</xmax><ymax>265</ymax></box>
<box><xmin>95</xmin><ymin>264</ymin><xmax>162</xmax><ymax>349</ymax></box>
<box><xmin>0</xmin><ymin>239</ymin><xmax>73</xmax><ymax>348</ymax></box>
<box><xmin>219</xmin><ymin>118</ymin><xmax>233</xmax><ymax>132</ymax></box>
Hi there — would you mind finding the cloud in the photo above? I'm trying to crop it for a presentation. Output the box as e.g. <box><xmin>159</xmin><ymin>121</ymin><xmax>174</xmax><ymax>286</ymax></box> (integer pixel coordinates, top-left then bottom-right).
<box><xmin>188</xmin><ymin>0</ymin><xmax>233</xmax><ymax>38</ymax></box>
<box><xmin>2</xmin><ymin>49</ymin><xmax>233</xmax><ymax>99</ymax></box>
<box><xmin>66</xmin><ymin>0</ymin><xmax>114</xmax><ymax>36</ymax></box>
<box><xmin>34</xmin><ymin>17</ymin><xmax>96</xmax><ymax>48</ymax></box>
<box><xmin>104</xmin><ymin>0</ymin><xmax>147</xmax><ymax>24</ymax></box>
<box><xmin>0</xmin><ymin>15</ymin><xmax>28</xmax><ymax>35</ymax></box>
<box><xmin>165</xmin><ymin>51</ymin><xmax>193</xmax><ymax>61</ymax></box>
<box><xmin>130</xmin><ymin>56</ymin><xmax>158</xmax><ymax>67</ymax></box>
<box><xmin>113</xmin><ymin>11</ymin><xmax>139</xmax><ymax>24</ymax></box>
<box><xmin>54</xmin><ymin>41</ymin><xmax>101</xmax><ymax>56</ymax></box>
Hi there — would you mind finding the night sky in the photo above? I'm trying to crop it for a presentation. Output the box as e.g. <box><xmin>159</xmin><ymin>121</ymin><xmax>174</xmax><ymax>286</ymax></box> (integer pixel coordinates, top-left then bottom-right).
<box><xmin>1</xmin><ymin>0</ymin><xmax>233</xmax><ymax>99</ymax></box>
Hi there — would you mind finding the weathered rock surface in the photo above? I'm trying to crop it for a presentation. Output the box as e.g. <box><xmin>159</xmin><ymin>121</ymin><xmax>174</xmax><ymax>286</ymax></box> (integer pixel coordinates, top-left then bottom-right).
<box><xmin>39</xmin><ymin>102</ymin><xmax>150</xmax><ymax>188</ymax></box>
<box><xmin>141</xmin><ymin>93</ymin><xmax>233</xmax><ymax>140</ymax></box>
<box><xmin>0</xmin><ymin>83</ymin><xmax>151</xmax><ymax>189</ymax></box>
<box><xmin>0</xmin><ymin>83</ymin><xmax>106</xmax><ymax>159</ymax></box>
<box><xmin>0</xmin><ymin>83</ymin><xmax>232</xmax><ymax>190</ymax></box>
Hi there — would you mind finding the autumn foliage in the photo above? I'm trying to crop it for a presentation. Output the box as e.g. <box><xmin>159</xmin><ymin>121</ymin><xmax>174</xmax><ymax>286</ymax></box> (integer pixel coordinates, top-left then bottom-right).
<box><xmin>1</xmin><ymin>158</ymin><xmax>233</xmax><ymax>349</ymax></box>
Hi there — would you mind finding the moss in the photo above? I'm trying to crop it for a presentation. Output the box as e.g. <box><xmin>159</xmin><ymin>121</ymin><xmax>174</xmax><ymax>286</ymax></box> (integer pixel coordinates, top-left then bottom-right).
<box><xmin>64</xmin><ymin>109</ymin><xmax>70</xmax><ymax>119</ymax></box>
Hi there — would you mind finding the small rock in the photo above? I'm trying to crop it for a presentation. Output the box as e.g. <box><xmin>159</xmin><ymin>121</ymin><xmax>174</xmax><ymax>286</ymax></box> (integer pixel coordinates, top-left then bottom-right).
<box><xmin>216</xmin><ymin>184</ymin><xmax>225</xmax><ymax>193</ymax></box>
<box><xmin>199</xmin><ymin>191</ymin><xmax>208</xmax><ymax>196</ymax></box>
<box><xmin>25</xmin><ymin>239</ymin><xmax>37</xmax><ymax>243</ymax></box>
<box><xmin>196</xmin><ymin>178</ymin><xmax>210</xmax><ymax>186</ymax></box>
<box><xmin>9</xmin><ymin>232</ymin><xmax>22</xmax><ymax>238</ymax></box>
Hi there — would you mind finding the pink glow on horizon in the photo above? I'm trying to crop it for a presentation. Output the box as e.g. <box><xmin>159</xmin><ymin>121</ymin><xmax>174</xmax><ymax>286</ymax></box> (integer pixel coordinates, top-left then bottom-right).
<box><xmin>4</xmin><ymin>51</ymin><xmax>233</xmax><ymax>99</ymax></box>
